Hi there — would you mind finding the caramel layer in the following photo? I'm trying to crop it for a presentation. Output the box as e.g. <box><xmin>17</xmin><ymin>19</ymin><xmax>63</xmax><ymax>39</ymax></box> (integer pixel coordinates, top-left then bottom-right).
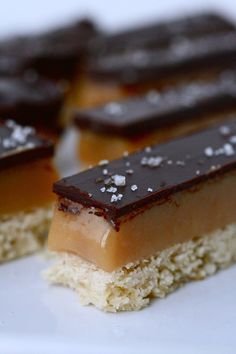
<box><xmin>48</xmin><ymin>171</ymin><xmax>236</xmax><ymax>271</ymax></box>
<box><xmin>0</xmin><ymin>158</ymin><xmax>57</xmax><ymax>214</ymax></box>
<box><xmin>72</xmin><ymin>77</ymin><xmax>124</xmax><ymax>109</ymax></box>
<box><xmin>78</xmin><ymin>110</ymin><xmax>236</xmax><ymax>166</ymax></box>
<box><xmin>76</xmin><ymin>67</ymin><xmax>225</xmax><ymax>108</ymax></box>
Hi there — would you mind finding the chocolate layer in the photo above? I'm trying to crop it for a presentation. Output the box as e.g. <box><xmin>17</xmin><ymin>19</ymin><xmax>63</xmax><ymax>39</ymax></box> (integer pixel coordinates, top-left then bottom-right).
<box><xmin>0</xmin><ymin>76</ymin><xmax>63</xmax><ymax>129</ymax></box>
<box><xmin>55</xmin><ymin>118</ymin><xmax>236</xmax><ymax>226</ymax></box>
<box><xmin>88</xmin><ymin>31</ymin><xmax>236</xmax><ymax>85</ymax></box>
<box><xmin>0</xmin><ymin>120</ymin><xmax>54</xmax><ymax>170</ymax></box>
<box><xmin>74</xmin><ymin>70</ymin><xmax>236</xmax><ymax>136</ymax></box>
<box><xmin>0</xmin><ymin>18</ymin><xmax>99</xmax><ymax>79</ymax></box>
<box><xmin>91</xmin><ymin>13</ymin><xmax>235</xmax><ymax>56</ymax></box>
<box><xmin>0</xmin><ymin>56</ymin><xmax>27</xmax><ymax>77</ymax></box>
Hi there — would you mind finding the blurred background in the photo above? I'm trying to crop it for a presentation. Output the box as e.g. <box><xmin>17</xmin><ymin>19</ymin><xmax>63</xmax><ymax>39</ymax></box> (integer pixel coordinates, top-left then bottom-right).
<box><xmin>1</xmin><ymin>0</ymin><xmax>235</xmax><ymax>36</ymax></box>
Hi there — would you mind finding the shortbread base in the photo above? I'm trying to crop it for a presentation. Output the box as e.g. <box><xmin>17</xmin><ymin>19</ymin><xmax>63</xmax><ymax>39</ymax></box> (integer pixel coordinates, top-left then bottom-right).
<box><xmin>0</xmin><ymin>207</ymin><xmax>52</xmax><ymax>263</ymax></box>
<box><xmin>45</xmin><ymin>223</ymin><xmax>236</xmax><ymax>312</ymax></box>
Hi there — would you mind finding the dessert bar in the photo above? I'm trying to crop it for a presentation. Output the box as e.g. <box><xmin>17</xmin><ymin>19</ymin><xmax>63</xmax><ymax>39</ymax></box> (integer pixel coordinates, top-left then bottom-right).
<box><xmin>77</xmin><ymin>13</ymin><xmax>236</xmax><ymax>107</ymax></box>
<box><xmin>74</xmin><ymin>70</ymin><xmax>236</xmax><ymax>165</ymax></box>
<box><xmin>46</xmin><ymin>118</ymin><xmax>236</xmax><ymax>311</ymax></box>
<box><xmin>0</xmin><ymin>18</ymin><xmax>99</xmax><ymax>80</ymax></box>
<box><xmin>0</xmin><ymin>120</ymin><xmax>57</xmax><ymax>263</ymax></box>
<box><xmin>0</xmin><ymin>76</ymin><xmax>63</xmax><ymax>140</ymax></box>
<box><xmin>92</xmin><ymin>12</ymin><xmax>235</xmax><ymax>56</ymax></box>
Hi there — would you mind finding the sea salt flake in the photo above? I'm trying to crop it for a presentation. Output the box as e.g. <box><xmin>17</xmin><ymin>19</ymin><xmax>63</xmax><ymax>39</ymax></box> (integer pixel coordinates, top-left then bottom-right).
<box><xmin>176</xmin><ymin>160</ymin><xmax>185</xmax><ymax>166</ymax></box>
<box><xmin>12</xmin><ymin>127</ymin><xmax>27</xmax><ymax>144</ymax></box>
<box><xmin>100</xmin><ymin>187</ymin><xmax>106</xmax><ymax>193</ymax></box>
<box><xmin>2</xmin><ymin>139</ymin><xmax>16</xmax><ymax>149</ymax></box>
<box><xmin>223</xmin><ymin>143</ymin><xmax>234</xmax><ymax>156</ymax></box>
<box><xmin>104</xmin><ymin>102</ymin><xmax>123</xmax><ymax>116</ymax></box>
<box><xmin>141</xmin><ymin>156</ymin><xmax>163</xmax><ymax>167</ymax></box>
<box><xmin>126</xmin><ymin>169</ymin><xmax>134</xmax><ymax>175</ymax></box>
<box><xmin>104</xmin><ymin>177</ymin><xmax>112</xmax><ymax>185</ymax></box>
<box><xmin>146</xmin><ymin>90</ymin><xmax>161</xmax><ymax>104</ymax></box>
<box><xmin>219</xmin><ymin>125</ymin><xmax>231</xmax><ymax>136</ymax></box>
<box><xmin>145</xmin><ymin>146</ymin><xmax>152</xmax><ymax>153</ymax></box>
<box><xmin>111</xmin><ymin>194</ymin><xmax>118</xmax><ymax>203</ymax></box>
<box><xmin>204</xmin><ymin>147</ymin><xmax>214</xmax><ymax>157</ymax></box>
<box><xmin>147</xmin><ymin>188</ymin><xmax>153</xmax><ymax>192</ymax></box>
<box><xmin>112</xmin><ymin>174</ymin><xmax>126</xmax><ymax>186</ymax></box>
<box><xmin>110</xmin><ymin>193</ymin><xmax>123</xmax><ymax>203</ymax></box>
<box><xmin>214</xmin><ymin>148</ymin><xmax>224</xmax><ymax>156</ymax></box>
<box><xmin>131</xmin><ymin>184</ymin><xmax>138</xmax><ymax>191</ymax></box>
<box><xmin>5</xmin><ymin>120</ymin><xmax>16</xmax><ymax>128</ymax></box>
<box><xmin>131</xmin><ymin>50</ymin><xmax>150</xmax><ymax>67</ymax></box>
<box><xmin>229</xmin><ymin>135</ymin><xmax>236</xmax><ymax>144</ymax></box>
<box><xmin>106</xmin><ymin>186</ymin><xmax>117</xmax><ymax>193</ymax></box>
<box><xmin>22</xmin><ymin>126</ymin><xmax>35</xmax><ymax>136</ymax></box>
<box><xmin>10</xmin><ymin>124</ymin><xmax>35</xmax><ymax>145</ymax></box>
<box><xmin>25</xmin><ymin>142</ymin><xmax>35</xmax><ymax>149</ymax></box>
<box><xmin>196</xmin><ymin>170</ymin><xmax>200</xmax><ymax>175</ymax></box>
<box><xmin>117</xmin><ymin>194</ymin><xmax>123</xmax><ymax>200</ymax></box>
<box><xmin>102</xmin><ymin>169</ymin><xmax>108</xmax><ymax>175</ymax></box>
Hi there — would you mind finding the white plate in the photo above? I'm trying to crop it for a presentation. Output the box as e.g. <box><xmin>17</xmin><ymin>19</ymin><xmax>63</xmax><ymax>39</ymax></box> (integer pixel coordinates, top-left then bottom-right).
<box><xmin>0</xmin><ymin>255</ymin><xmax>236</xmax><ymax>354</ymax></box>
<box><xmin>1</xmin><ymin>1</ymin><xmax>236</xmax><ymax>353</ymax></box>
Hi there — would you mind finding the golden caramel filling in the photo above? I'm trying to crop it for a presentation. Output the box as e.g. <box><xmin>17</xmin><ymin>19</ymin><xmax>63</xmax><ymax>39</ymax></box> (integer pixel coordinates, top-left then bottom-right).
<box><xmin>48</xmin><ymin>171</ymin><xmax>236</xmax><ymax>272</ymax></box>
<box><xmin>73</xmin><ymin>78</ymin><xmax>124</xmax><ymax>109</ymax></box>
<box><xmin>0</xmin><ymin>158</ymin><xmax>58</xmax><ymax>215</ymax></box>
<box><xmin>74</xmin><ymin>68</ymin><xmax>225</xmax><ymax>108</ymax></box>
<box><xmin>78</xmin><ymin>110</ymin><xmax>236</xmax><ymax>166</ymax></box>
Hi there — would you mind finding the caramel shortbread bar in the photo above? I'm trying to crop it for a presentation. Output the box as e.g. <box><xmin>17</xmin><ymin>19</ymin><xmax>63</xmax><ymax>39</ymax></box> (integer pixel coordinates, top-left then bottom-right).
<box><xmin>79</xmin><ymin>14</ymin><xmax>236</xmax><ymax>107</ymax></box>
<box><xmin>0</xmin><ymin>120</ymin><xmax>58</xmax><ymax>263</ymax></box>
<box><xmin>0</xmin><ymin>18</ymin><xmax>99</xmax><ymax>80</ymax></box>
<box><xmin>74</xmin><ymin>71</ymin><xmax>236</xmax><ymax>165</ymax></box>
<box><xmin>46</xmin><ymin>119</ymin><xmax>236</xmax><ymax>311</ymax></box>
<box><xmin>0</xmin><ymin>76</ymin><xmax>63</xmax><ymax>140</ymax></box>
<box><xmin>92</xmin><ymin>12</ymin><xmax>234</xmax><ymax>56</ymax></box>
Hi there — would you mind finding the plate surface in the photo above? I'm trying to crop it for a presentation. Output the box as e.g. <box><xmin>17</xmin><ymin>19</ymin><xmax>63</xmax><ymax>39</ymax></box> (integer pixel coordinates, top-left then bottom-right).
<box><xmin>1</xmin><ymin>1</ymin><xmax>236</xmax><ymax>353</ymax></box>
<box><xmin>0</xmin><ymin>255</ymin><xmax>236</xmax><ymax>354</ymax></box>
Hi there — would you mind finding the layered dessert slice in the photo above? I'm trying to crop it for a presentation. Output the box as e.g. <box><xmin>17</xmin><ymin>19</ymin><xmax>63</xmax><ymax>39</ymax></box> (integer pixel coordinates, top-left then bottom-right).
<box><xmin>91</xmin><ymin>12</ymin><xmax>235</xmax><ymax>57</ymax></box>
<box><xmin>0</xmin><ymin>18</ymin><xmax>100</xmax><ymax>81</ymax></box>
<box><xmin>74</xmin><ymin>70</ymin><xmax>236</xmax><ymax>166</ymax></box>
<box><xmin>0</xmin><ymin>76</ymin><xmax>63</xmax><ymax>140</ymax></box>
<box><xmin>0</xmin><ymin>18</ymin><xmax>100</xmax><ymax>125</ymax></box>
<box><xmin>46</xmin><ymin>119</ymin><xmax>236</xmax><ymax>312</ymax></box>
<box><xmin>0</xmin><ymin>120</ymin><xmax>58</xmax><ymax>263</ymax></box>
<box><xmin>77</xmin><ymin>13</ymin><xmax>236</xmax><ymax>107</ymax></box>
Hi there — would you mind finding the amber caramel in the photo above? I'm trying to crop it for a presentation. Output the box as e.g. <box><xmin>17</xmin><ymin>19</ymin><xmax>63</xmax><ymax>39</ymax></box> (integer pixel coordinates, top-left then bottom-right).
<box><xmin>78</xmin><ymin>110</ymin><xmax>236</xmax><ymax>166</ymax></box>
<box><xmin>0</xmin><ymin>158</ymin><xmax>57</xmax><ymax>215</ymax></box>
<box><xmin>76</xmin><ymin>67</ymin><xmax>226</xmax><ymax>108</ymax></box>
<box><xmin>48</xmin><ymin>171</ymin><xmax>236</xmax><ymax>271</ymax></box>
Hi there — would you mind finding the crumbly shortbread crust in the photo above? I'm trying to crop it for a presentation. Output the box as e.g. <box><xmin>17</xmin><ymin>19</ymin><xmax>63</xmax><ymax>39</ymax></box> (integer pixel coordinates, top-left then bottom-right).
<box><xmin>0</xmin><ymin>206</ymin><xmax>52</xmax><ymax>263</ymax></box>
<box><xmin>45</xmin><ymin>223</ymin><xmax>236</xmax><ymax>312</ymax></box>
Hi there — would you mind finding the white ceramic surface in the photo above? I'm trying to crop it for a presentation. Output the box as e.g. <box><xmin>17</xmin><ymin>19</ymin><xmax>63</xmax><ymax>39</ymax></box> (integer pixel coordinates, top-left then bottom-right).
<box><xmin>0</xmin><ymin>255</ymin><xmax>235</xmax><ymax>354</ymax></box>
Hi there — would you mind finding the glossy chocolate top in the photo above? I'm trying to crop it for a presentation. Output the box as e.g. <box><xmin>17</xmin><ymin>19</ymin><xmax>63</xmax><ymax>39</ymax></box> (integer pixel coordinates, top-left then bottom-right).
<box><xmin>74</xmin><ymin>71</ymin><xmax>236</xmax><ymax>136</ymax></box>
<box><xmin>0</xmin><ymin>120</ymin><xmax>54</xmax><ymax>170</ymax></box>
<box><xmin>0</xmin><ymin>18</ymin><xmax>99</xmax><ymax>79</ymax></box>
<box><xmin>91</xmin><ymin>13</ymin><xmax>235</xmax><ymax>56</ymax></box>
<box><xmin>89</xmin><ymin>31</ymin><xmax>236</xmax><ymax>84</ymax></box>
<box><xmin>0</xmin><ymin>56</ymin><xmax>27</xmax><ymax>77</ymax></box>
<box><xmin>55</xmin><ymin>118</ymin><xmax>236</xmax><ymax>227</ymax></box>
<box><xmin>0</xmin><ymin>75</ymin><xmax>63</xmax><ymax>127</ymax></box>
